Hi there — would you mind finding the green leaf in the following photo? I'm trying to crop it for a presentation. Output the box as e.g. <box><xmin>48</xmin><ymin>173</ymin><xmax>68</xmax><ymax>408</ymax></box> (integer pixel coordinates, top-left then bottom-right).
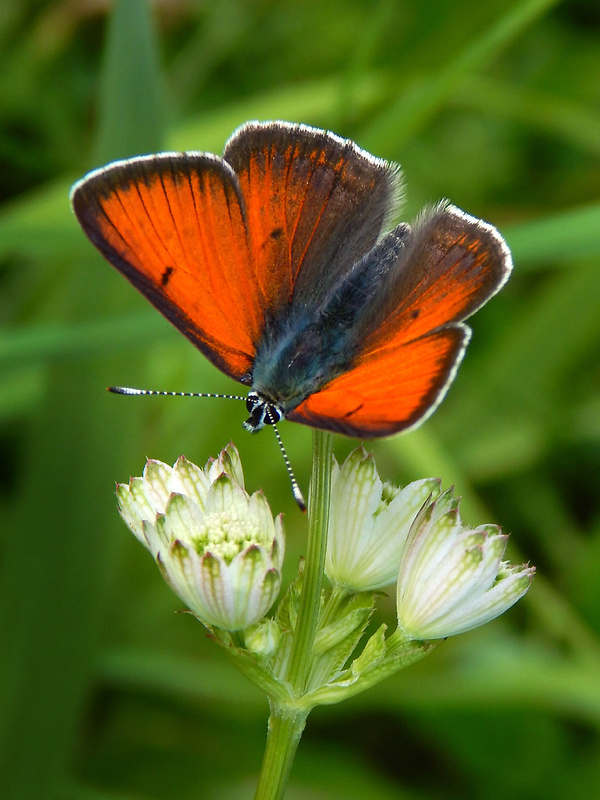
<box><xmin>93</xmin><ymin>0</ymin><xmax>165</xmax><ymax>163</ymax></box>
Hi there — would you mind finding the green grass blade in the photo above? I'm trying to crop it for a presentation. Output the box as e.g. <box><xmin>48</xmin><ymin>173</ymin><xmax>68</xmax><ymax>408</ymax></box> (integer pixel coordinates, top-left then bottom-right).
<box><xmin>93</xmin><ymin>0</ymin><xmax>165</xmax><ymax>164</ymax></box>
<box><xmin>363</xmin><ymin>0</ymin><xmax>564</xmax><ymax>150</ymax></box>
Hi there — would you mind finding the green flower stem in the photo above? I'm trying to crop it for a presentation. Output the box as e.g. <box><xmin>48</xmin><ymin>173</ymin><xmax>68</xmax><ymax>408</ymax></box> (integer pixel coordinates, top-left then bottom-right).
<box><xmin>253</xmin><ymin>429</ymin><xmax>334</xmax><ymax>800</ymax></box>
<box><xmin>286</xmin><ymin>429</ymin><xmax>334</xmax><ymax>691</ymax></box>
<box><xmin>253</xmin><ymin>705</ymin><xmax>309</xmax><ymax>800</ymax></box>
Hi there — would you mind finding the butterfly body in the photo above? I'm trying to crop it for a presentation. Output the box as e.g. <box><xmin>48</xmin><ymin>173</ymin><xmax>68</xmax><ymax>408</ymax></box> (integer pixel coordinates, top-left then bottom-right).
<box><xmin>71</xmin><ymin>121</ymin><xmax>512</xmax><ymax>439</ymax></box>
<box><xmin>248</xmin><ymin>223</ymin><xmax>408</xmax><ymax>422</ymax></box>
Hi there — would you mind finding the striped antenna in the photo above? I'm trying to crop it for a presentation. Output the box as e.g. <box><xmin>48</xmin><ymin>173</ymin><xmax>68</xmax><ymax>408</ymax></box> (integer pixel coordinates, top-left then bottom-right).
<box><xmin>108</xmin><ymin>386</ymin><xmax>246</xmax><ymax>401</ymax></box>
<box><xmin>267</xmin><ymin>416</ymin><xmax>307</xmax><ymax>513</ymax></box>
<box><xmin>108</xmin><ymin>385</ymin><xmax>307</xmax><ymax>511</ymax></box>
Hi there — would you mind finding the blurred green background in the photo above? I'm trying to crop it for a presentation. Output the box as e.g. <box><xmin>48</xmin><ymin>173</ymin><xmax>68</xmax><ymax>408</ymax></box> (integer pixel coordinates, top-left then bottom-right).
<box><xmin>1</xmin><ymin>0</ymin><xmax>599</xmax><ymax>798</ymax></box>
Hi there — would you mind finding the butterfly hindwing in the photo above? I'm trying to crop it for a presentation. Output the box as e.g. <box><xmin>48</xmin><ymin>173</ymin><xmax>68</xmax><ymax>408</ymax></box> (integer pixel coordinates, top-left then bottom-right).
<box><xmin>287</xmin><ymin>327</ymin><xmax>469</xmax><ymax>437</ymax></box>
<box><xmin>287</xmin><ymin>204</ymin><xmax>511</xmax><ymax>435</ymax></box>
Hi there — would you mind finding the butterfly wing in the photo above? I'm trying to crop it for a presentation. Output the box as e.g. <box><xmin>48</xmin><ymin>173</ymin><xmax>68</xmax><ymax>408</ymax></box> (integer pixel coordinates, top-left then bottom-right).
<box><xmin>71</xmin><ymin>153</ymin><xmax>261</xmax><ymax>381</ymax></box>
<box><xmin>71</xmin><ymin>122</ymin><xmax>399</xmax><ymax>382</ymax></box>
<box><xmin>286</xmin><ymin>328</ymin><xmax>468</xmax><ymax>437</ymax></box>
<box><xmin>287</xmin><ymin>204</ymin><xmax>512</xmax><ymax>437</ymax></box>
<box><xmin>223</xmin><ymin>121</ymin><xmax>400</xmax><ymax>311</ymax></box>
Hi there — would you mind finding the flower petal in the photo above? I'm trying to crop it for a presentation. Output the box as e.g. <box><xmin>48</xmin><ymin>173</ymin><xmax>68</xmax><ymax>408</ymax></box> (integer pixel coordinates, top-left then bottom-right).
<box><xmin>326</xmin><ymin>449</ymin><xmax>385</xmax><ymax>590</ymax></box>
<box><xmin>412</xmin><ymin>562</ymin><xmax>535</xmax><ymax>638</ymax></box>
<box><xmin>142</xmin><ymin>459</ymin><xmax>173</xmax><ymax>513</ymax></box>
<box><xmin>171</xmin><ymin>456</ymin><xmax>211</xmax><ymax>510</ymax></box>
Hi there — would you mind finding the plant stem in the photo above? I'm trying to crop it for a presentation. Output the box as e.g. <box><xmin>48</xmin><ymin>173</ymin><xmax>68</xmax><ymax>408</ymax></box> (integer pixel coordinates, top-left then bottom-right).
<box><xmin>286</xmin><ymin>429</ymin><xmax>334</xmax><ymax>691</ymax></box>
<box><xmin>253</xmin><ymin>705</ymin><xmax>309</xmax><ymax>800</ymax></box>
<box><xmin>253</xmin><ymin>429</ymin><xmax>334</xmax><ymax>800</ymax></box>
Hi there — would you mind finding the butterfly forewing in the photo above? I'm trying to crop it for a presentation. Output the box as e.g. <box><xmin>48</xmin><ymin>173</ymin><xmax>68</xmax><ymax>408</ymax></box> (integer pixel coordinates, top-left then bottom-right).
<box><xmin>359</xmin><ymin>204</ymin><xmax>512</xmax><ymax>352</ymax></box>
<box><xmin>224</xmin><ymin>122</ymin><xmax>401</xmax><ymax>310</ymax></box>
<box><xmin>71</xmin><ymin>154</ymin><xmax>261</xmax><ymax>380</ymax></box>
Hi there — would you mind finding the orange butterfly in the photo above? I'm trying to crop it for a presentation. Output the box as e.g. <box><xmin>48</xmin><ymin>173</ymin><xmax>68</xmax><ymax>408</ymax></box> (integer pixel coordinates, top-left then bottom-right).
<box><xmin>71</xmin><ymin>121</ymin><xmax>511</xmax><ymax>440</ymax></box>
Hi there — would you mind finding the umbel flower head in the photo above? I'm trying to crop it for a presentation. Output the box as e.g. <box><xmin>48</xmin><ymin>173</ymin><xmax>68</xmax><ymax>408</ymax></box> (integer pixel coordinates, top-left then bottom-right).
<box><xmin>326</xmin><ymin>447</ymin><xmax>441</xmax><ymax>592</ymax></box>
<box><xmin>117</xmin><ymin>445</ymin><xmax>285</xmax><ymax>631</ymax></box>
<box><xmin>396</xmin><ymin>489</ymin><xmax>535</xmax><ymax>640</ymax></box>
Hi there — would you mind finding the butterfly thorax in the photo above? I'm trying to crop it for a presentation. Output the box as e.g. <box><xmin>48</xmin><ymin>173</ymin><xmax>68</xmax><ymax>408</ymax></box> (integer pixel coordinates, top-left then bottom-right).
<box><xmin>248</xmin><ymin>306</ymin><xmax>359</xmax><ymax>428</ymax></box>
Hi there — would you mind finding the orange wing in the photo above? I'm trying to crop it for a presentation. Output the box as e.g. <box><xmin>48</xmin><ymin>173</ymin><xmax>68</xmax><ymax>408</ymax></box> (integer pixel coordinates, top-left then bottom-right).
<box><xmin>71</xmin><ymin>153</ymin><xmax>263</xmax><ymax>381</ymax></box>
<box><xmin>71</xmin><ymin>123</ymin><xmax>399</xmax><ymax>382</ymax></box>
<box><xmin>223</xmin><ymin>122</ymin><xmax>399</xmax><ymax>311</ymax></box>
<box><xmin>356</xmin><ymin>204</ymin><xmax>512</xmax><ymax>354</ymax></box>
<box><xmin>287</xmin><ymin>327</ymin><xmax>468</xmax><ymax>437</ymax></box>
<box><xmin>287</xmin><ymin>204</ymin><xmax>511</xmax><ymax>437</ymax></box>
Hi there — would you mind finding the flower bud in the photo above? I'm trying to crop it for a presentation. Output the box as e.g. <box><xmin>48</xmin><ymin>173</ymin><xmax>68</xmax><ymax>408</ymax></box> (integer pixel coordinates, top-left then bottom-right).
<box><xmin>325</xmin><ymin>447</ymin><xmax>440</xmax><ymax>592</ymax></box>
<box><xmin>396</xmin><ymin>490</ymin><xmax>534</xmax><ymax>640</ymax></box>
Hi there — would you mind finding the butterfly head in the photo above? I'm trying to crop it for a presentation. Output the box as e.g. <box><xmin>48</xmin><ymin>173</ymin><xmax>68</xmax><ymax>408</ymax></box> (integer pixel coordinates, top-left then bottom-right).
<box><xmin>243</xmin><ymin>391</ymin><xmax>284</xmax><ymax>434</ymax></box>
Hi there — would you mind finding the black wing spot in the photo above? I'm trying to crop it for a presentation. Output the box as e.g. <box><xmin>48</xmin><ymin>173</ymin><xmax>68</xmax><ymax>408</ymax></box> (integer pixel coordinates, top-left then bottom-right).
<box><xmin>343</xmin><ymin>402</ymin><xmax>364</xmax><ymax>419</ymax></box>
<box><xmin>161</xmin><ymin>266</ymin><xmax>175</xmax><ymax>286</ymax></box>
<box><xmin>270</xmin><ymin>227</ymin><xmax>284</xmax><ymax>240</ymax></box>
<box><xmin>411</xmin><ymin>308</ymin><xmax>421</xmax><ymax>320</ymax></box>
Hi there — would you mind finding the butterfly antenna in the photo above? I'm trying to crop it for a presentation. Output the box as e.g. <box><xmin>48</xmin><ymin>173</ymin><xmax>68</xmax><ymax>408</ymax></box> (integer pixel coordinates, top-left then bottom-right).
<box><xmin>270</xmin><ymin>420</ymin><xmax>307</xmax><ymax>512</ymax></box>
<box><xmin>108</xmin><ymin>386</ymin><xmax>247</xmax><ymax>401</ymax></box>
<box><xmin>110</xmin><ymin>386</ymin><xmax>306</xmax><ymax>511</ymax></box>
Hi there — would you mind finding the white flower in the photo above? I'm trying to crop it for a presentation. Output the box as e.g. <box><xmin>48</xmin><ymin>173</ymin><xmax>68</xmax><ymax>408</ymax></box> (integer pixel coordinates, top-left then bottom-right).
<box><xmin>396</xmin><ymin>489</ymin><xmax>535</xmax><ymax>640</ymax></box>
<box><xmin>325</xmin><ymin>447</ymin><xmax>441</xmax><ymax>592</ymax></box>
<box><xmin>117</xmin><ymin>445</ymin><xmax>285</xmax><ymax>631</ymax></box>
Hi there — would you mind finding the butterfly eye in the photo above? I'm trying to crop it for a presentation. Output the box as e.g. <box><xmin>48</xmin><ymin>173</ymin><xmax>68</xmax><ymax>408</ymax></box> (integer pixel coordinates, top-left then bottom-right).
<box><xmin>244</xmin><ymin>391</ymin><xmax>268</xmax><ymax>434</ymax></box>
<box><xmin>246</xmin><ymin>391</ymin><xmax>261</xmax><ymax>414</ymax></box>
<box><xmin>265</xmin><ymin>405</ymin><xmax>283</xmax><ymax>426</ymax></box>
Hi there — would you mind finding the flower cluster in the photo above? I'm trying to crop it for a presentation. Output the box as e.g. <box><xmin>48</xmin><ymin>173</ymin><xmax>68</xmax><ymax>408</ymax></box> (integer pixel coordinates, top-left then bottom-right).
<box><xmin>117</xmin><ymin>444</ymin><xmax>533</xmax><ymax>644</ymax></box>
<box><xmin>325</xmin><ymin>447</ymin><xmax>534</xmax><ymax>640</ymax></box>
<box><xmin>117</xmin><ymin>445</ymin><xmax>284</xmax><ymax>631</ymax></box>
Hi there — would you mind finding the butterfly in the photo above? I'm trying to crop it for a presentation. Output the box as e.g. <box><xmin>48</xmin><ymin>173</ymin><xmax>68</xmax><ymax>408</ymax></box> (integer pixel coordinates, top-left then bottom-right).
<box><xmin>71</xmin><ymin>120</ymin><xmax>511</xmax><ymax>442</ymax></box>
